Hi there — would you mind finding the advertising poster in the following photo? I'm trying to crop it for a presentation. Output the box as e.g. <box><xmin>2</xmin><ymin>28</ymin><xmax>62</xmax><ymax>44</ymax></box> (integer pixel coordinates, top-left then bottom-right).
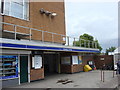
<box><xmin>0</xmin><ymin>55</ymin><xmax>18</xmax><ymax>80</ymax></box>
<box><xmin>78</xmin><ymin>56</ymin><xmax>82</xmax><ymax>64</ymax></box>
<box><xmin>72</xmin><ymin>56</ymin><xmax>78</xmax><ymax>64</ymax></box>
<box><xmin>34</xmin><ymin>55</ymin><xmax>42</xmax><ymax>69</ymax></box>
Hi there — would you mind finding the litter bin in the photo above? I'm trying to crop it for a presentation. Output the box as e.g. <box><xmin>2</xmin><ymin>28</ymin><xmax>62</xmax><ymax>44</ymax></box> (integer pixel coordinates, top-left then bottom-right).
<box><xmin>84</xmin><ymin>65</ymin><xmax>92</xmax><ymax>72</ymax></box>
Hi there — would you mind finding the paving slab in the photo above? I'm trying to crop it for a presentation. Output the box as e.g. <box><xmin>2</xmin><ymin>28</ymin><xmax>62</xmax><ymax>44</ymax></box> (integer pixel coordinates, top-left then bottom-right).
<box><xmin>9</xmin><ymin>70</ymin><xmax>118</xmax><ymax>88</ymax></box>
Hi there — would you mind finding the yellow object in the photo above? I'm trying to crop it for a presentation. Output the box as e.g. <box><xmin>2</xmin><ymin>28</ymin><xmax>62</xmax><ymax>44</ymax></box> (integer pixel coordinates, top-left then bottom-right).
<box><xmin>84</xmin><ymin>65</ymin><xmax>92</xmax><ymax>72</ymax></box>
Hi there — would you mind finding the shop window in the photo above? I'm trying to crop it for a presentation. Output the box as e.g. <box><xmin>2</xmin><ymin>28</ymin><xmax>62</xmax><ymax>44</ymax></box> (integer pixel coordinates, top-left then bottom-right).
<box><xmin>72</xmin><ymin>56</ymin><xmax>83</xmax><ymax>65</ymax></box>
<box><xmin>0</xmin><ymin>55</ymin><xmax>18</xmax><ymax>80</ymax></box>
<box><xmin>61</xmin><ymin>57</ymin><xmax>71</xmax><ymax>65</ymax></box>
<box><xmin>3</xmin><ymin>0</ymin><xmax>29</xmax><ymax>20</ymax></box>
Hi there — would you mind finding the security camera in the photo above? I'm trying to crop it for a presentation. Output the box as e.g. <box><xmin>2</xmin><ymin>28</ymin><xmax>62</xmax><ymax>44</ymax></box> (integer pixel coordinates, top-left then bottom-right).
<box><xmin>45</xmin><ymin>11</ymin><xmax>52</xmax><ymax>16</ymax></box>
<box><xmin>40</xmin><ymin>8</ymin><xmax>45</xmax><ymax>14</ymax></box>
<box><xmin>40</xmin><ymin>8</ymin><xmax>57</xmax><ymax>17</ymax></box>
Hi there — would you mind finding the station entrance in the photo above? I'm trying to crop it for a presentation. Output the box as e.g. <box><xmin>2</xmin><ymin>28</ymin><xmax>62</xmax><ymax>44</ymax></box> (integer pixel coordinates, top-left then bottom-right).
<box><xmin>43</xmin><ymin>52</ymin><xmax>60</xmax><ymax>76</ymax></box>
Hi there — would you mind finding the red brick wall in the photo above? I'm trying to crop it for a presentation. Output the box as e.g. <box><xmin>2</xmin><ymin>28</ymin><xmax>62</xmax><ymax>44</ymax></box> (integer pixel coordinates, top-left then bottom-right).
<box><xmin>60</xmin><ymin>55</ymin><xmax>114</xmax><ymax>73</ymax></box>
<box><xmin>61</xmin><ymin>65</ymin><xmax>72</xmax><ymax>73</ymax></box>
<box><xmin>30</xmin><ymin>55</ymin><xmax>44</xmax><ymax>81</ymax></box>
<box><xmin>71</xmin><ymin>56</ymin><xmax>95</xmax><ymax>73</ymax></box>
<box><xmin>71</xmin><ymin>65</ymin><xmax>83</xmax><ymax>73</ymax></box>
<box><xmin>30</xmin><ymin>68</ymin><xmax>44</xmax><ymax>81</ymax></box>
<box><xmin>3</xmin><ymin>2</ymin><xmax>66</xmax><ymax>44</ymax></box>
<box><xmin>61</xmin><ymin>64</ymin><xmax>84</xmax><ymax>73</ymax></box>
<box><xmin>94</xmin><ymin>55</ymin><xmax>114</xmax><ymax>69</ymax></box>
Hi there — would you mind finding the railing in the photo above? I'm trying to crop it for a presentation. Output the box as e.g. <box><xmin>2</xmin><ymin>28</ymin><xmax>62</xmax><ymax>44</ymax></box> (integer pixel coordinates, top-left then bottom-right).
<box><xmin>0</xmin><ymin>22</ymin><xmax>98</xmax><ymax>49</ymax></box>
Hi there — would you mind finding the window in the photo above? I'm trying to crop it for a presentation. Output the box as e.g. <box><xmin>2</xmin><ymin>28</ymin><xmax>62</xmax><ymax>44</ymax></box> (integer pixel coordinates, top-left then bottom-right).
<box><xmin>61</xmin><ymin>57</ymin><xmax>71</xmax><ymax>65</ymax></box>
<box><xmin>0</xmin><ymin>0</ymin><xmax>1</xmax><ymax>13</ymax></box>
<box><xmin>0</xmin><ymin>0</ymin><xmax>4</xmax><ymax>13</ymax></box>
<box><xmin>3</xmin><ymin>0</ymin><xmax>29</xmax><ymax>20</ymax></box>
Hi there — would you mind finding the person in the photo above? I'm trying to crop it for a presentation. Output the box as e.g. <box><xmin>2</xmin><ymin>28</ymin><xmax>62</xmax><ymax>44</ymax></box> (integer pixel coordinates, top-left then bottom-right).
<box><xmin>117</xmin><ymin>60</ymin><xmax>120</xmax><ymax>74</ymax></box>
<box><xmin>103</xmin><ymin>63</ymin><xmax>106</xmax><ymax>70</ymax></box>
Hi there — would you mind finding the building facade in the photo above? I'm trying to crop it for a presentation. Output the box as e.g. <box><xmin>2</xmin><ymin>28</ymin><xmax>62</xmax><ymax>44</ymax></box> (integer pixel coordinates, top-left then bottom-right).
<box><xmin>0</xmin><ymin>0</ymin><xmax>99</xmax><ymax>87</ymax></box>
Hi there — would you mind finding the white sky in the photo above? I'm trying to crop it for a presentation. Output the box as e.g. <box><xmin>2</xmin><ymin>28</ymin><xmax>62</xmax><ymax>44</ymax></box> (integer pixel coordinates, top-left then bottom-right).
<box><xmin>65</xmin><ymin>0</ymin><xmax>118</xmax><ymax>52</ymax></box>
<box><xmin>65</xmin><ymin>0</ymin><xmax>118</xmax><ymax>2</ymax></box>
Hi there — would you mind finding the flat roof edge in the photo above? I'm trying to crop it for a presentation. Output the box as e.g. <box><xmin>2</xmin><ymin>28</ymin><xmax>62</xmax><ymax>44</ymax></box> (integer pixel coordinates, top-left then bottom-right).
<box><xmin>0</xmin><ymin>38</ymin><xmax>100</xmax><ymax>53</ymax></box>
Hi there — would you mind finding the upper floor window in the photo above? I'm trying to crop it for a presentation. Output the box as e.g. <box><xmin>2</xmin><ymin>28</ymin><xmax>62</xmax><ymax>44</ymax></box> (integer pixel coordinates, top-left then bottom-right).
<box><xmin>3</xmin><ymin>0</ymin><xmax>29</xmax><ymax>20</ymax></box>
<box><xmin>0</xmin><ymin>0</ymin><xmax>2</xmax><ymax>13</ymax></box>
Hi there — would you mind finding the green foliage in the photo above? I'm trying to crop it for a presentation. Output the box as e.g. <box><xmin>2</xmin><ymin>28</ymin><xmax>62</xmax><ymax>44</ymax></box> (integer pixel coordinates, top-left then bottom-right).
<box><xmin>94</xmin><ymin>40</ymin><xmax>102</xmax><ymax>51</ymax></box>
<box><xmin>80</xmin><ymin>33</ymin><xmax>94</xmax><ymax>41</ymax></box>
<box><xmin>105</xmin><ymin>46</ymin><xmax>116</xmax><ymax>55</ymax></box>
<box><xmin>73</xmin><ymin>33</ymin><xmax>102</xmax><ymax>51</ymax></box>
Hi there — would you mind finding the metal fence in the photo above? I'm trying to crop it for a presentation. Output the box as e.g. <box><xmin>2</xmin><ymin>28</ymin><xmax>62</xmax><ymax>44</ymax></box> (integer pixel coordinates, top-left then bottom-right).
<box><xmin>0</xmin><ymin>21</ymin><xmax>98</xmax><ymax>49</ymax></box>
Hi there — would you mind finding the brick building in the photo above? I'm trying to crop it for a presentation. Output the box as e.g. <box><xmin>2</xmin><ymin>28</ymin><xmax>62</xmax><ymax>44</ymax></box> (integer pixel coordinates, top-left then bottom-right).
<box><xmin>0</xmin><ymin>0</ymin><xmax>99</xmax><ymax>87</ymax></box>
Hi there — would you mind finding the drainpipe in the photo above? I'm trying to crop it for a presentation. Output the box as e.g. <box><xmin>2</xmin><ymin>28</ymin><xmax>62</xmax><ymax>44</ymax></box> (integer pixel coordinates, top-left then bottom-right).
<box><xmin>0</xmin><ymin>1</ymin><xmax>3</xmax><ymax>89</ymax></box>
<box><xmin>58</xmin><ymin>53</ymin><xmax>61</xmax><ymax>74</ymax></box>
<box><xmin>0</xmin><ymin>0</ymin><xmax>4</xmax><ymax>38</ymax></box>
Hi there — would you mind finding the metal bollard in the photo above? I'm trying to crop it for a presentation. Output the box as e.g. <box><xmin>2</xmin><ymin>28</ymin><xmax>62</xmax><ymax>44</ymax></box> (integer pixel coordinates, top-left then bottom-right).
<box><xmin>101</xmin><ymin>69</ymin><xmax>103</xmax><ymax>81</ymax></box>
<box><xmin>113</xmin><ymin>70</ymin><xmax>115</xmax><ymax>78</ymax></box>
<box><xmin>103</xmin><ymin>70</ymin><xmax>105</xmax><ymax>82</ymax></box>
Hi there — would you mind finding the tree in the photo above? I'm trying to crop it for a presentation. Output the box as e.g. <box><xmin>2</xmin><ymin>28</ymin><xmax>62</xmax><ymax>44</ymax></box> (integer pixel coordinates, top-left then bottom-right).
<box><xmin>105</xmin><ymin>46</ymin><xmax>116</xmax><ymax>55</ymax></box>
<box><xmin>94</xmin><ymin>40</ymin><xmax>102</xmax><ymax>51</ymax></box>
<box><xmin>73</xmin><ymin>33</ymin><xmax>102</xmax><ymax>51</ymax></box>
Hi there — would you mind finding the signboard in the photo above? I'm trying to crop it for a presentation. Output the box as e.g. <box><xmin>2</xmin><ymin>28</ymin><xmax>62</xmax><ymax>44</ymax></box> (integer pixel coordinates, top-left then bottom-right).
<box><xmin>78</xmin><ymin>56</ymin><xmax>82</xmax><ymax>64</ymax></box>
<box><xmin>34</xmin><ymin>55</ymin><xmax>42</xmax><ymax>69</ymax></box>
<box><xmin>0</xmin><ymin>55</ymin><xmax>18</xmax><ymax>80</ymax></box>
<box><xmin>72</xmin><ymin>56</ymin><xmax>78</xmax><ymax>64</ymax></box>
<box><xmin>32</xmin><ymin>57</ymin><xmax>35</xmax><ymax>68</ymax></box>
<box><xmin>100</xmin><ymin>58</ymin><xmax>104</xmax><ymax>60</ymax></box>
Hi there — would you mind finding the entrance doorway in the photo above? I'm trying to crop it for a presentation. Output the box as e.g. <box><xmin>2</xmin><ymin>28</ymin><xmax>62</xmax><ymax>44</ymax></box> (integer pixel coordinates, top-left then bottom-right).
<box><xmin>44</xmin><ymin>54</ymin><xmax>60</xmax><ymax>76</ymax></box>
<box><xmin>20</xmin><ymin>56</ymin><xmax>28</xmax><ymax>83</ymax></box>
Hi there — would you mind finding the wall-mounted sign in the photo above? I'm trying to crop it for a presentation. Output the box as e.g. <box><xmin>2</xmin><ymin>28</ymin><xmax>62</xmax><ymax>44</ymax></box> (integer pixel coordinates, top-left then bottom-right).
<box><xmin>32</xmin><ymin>57</ymin><xmax>35</xmax><ymax>68</ymax></box>
<box><xmin>100</xmin><ymin>58</ymin><xmax>104</xmax><ymax>60</ymax></box>
<box><xmin>78</xmin><ymin>56</ymin><xmax>82</xmax><ymax>64</ymax></box>
<box><xmin>0</xmin><ymin>55</ymin><xmax>18</xmax><ymax>80</ymax></box>
<box><xmin>33</xmin><ymin>55</ymin><xmax>42</xmax><ymax>69</ymax></box>
<box><xmin>72</xmin><ymin>56</ymin><xmax>78</xmax><ymax>65</ymax></box>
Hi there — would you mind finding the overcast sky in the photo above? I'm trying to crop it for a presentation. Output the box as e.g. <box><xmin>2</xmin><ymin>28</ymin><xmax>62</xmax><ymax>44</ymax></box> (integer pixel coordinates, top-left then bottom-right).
<box><xmin>65</xmin><ymin>0</ymin><xmax>118</xmax><ymax>52</ymax></box>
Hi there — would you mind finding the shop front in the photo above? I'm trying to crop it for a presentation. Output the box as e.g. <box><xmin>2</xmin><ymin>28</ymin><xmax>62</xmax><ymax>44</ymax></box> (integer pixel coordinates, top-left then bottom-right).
<box><xmin>60</xmin><ymin>52</ymin><xmax>84</xmax><ymax>73</ymax></box>
<box><xmin>0</xmin><ymin>39</ymin><xmax>99</xmax><ymax>88</ymax></box>
<box><xmin>1</xmin><ymin>49</ymin><xmax>31</xmax><ymax>87</ymax></box>
<box><xmin>0</xmin><ymin>55</ymin><xmax>19</xmax><ymax>87</ymax></box>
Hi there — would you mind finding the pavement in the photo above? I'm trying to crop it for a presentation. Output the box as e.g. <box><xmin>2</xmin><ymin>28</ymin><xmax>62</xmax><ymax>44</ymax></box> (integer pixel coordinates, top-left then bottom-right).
<box><xmin>10</xmin><ymin>70</ymin><xmax>118</xmax><ymax>88</ymax></box>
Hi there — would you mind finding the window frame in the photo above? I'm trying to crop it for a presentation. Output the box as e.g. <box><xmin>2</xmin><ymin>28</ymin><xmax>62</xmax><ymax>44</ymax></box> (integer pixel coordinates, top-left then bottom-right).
<box><xmin>3</xmin><ymin>0</ymin><xmax>29</xmax><ymax>21</ymax></box>
<box><xmin>0</xmin><ymin>0</ymin><xmax>4</xmax><ymax>14</ymax></box>
<box><xmin>0</xmin><ymin>0</ymin><xmax>1</xmax><ymax>13</ymax></box>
